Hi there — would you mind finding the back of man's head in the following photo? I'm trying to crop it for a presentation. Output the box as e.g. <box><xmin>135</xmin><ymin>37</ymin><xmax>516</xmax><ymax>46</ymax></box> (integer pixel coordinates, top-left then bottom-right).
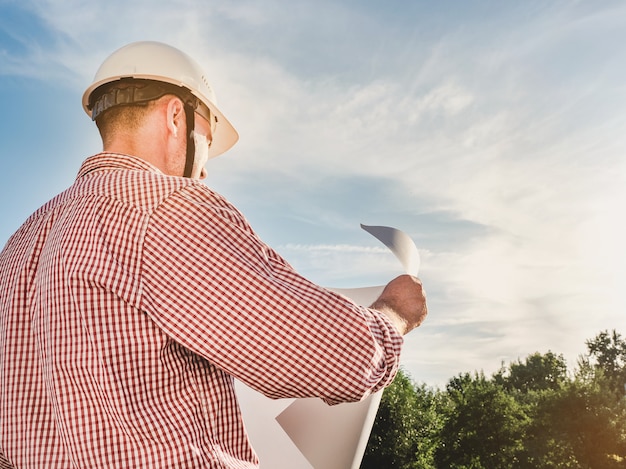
<box><xmin>82</xmin><ymin>41</ymin><xmax>238</xmax><ymax>161</ymax></box>
<box><xmin>93</xmin><ymin>80</ymin><xmax>166</xmax><ymax>146</ymax></box>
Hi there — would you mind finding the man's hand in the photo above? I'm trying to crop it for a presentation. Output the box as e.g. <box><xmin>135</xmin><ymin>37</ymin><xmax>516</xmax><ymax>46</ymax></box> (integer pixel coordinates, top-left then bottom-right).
<box><xmin>370</xmin><ymin>274</ymin><xmax>427</xmax><ymax>335</ymax></box>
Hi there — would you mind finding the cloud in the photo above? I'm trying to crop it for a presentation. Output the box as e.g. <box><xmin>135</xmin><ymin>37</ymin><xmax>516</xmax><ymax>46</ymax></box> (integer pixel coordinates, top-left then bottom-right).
<box><xmin>282</xmin><ymin>244</ymin><xmax>389</xmax><ymax>254</ymax></box>
<box><xmin>278</xmin><ymin>241</ymin><xmax>406</xmax><ymax>288</ymax></box>
<box><xmin>2</xmin><ymin>0</ymin><xmax>625</xmax><ymax>386</ymax></box>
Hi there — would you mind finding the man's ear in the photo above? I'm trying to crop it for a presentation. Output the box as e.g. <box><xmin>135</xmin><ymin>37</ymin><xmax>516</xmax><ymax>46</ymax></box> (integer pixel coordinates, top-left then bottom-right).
<box><xmin>166</xmin><ymin>96</ymin><xmax>186</xmax><ymax>139</ymax></box>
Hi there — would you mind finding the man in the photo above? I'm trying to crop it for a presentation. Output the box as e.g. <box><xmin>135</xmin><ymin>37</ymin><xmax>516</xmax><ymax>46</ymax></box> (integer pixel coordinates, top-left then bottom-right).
<box><xmin>0</xmin><ymin>41</ymin><xmax>427</xmax><ymax>468</ymax></box>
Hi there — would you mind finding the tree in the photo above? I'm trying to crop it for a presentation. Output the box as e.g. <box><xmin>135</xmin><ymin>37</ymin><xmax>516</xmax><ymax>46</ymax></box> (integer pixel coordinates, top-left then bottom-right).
<box><xmin>494</xmin><ymin>351</ymin><xmax>568</xmax><ymax>394</ymax></box>
<box><xmin>585</xmin><ymin>329</ymin><xmax>626</xmax><ymax>396</ymax></box>
<box><xmin>364</xmin><ymin>331</ymin><xmax>626</xmax><ymax>468</ymax></box>
<box><xmin>493</xmin><ymin>352</ymin><xmax>576</xmax><ymax>468</ymax></box>
<box><xmin>543</xmin><ymin>375</ymin><xmax>626</xmax><ymax>468</ymax></box>
<box><xmin>435</xmin><ymin>372</ymin><xmax>529</xmax><ymax>468</ymax></box>
<box><xmin>362</xmin><ymin>369</ymin><xmax>443</xmax><ymax>469</ymax></box>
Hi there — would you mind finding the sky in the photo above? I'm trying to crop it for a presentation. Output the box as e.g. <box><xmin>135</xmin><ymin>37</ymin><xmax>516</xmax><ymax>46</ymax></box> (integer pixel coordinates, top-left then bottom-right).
<box><xmin>0</xmin><ymin>0</ymin><xmax>624</xmax><ymax>388</ymax></box>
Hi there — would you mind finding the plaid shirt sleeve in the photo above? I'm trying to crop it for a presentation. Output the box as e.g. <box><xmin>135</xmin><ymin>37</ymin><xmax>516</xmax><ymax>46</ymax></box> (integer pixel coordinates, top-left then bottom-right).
<box><xmin>140</xmin><ymin>182</ymin><xmax>404</xmax><ymax>405</ymax></box>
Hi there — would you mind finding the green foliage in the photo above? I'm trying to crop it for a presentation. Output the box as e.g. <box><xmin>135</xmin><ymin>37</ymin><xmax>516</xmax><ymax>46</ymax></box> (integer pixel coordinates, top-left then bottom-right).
<box><xmin>362</xmin><ymin>368</ymin><xmax>444</xmax><ymax>469</ymax></box>
<box><xmin>494</xmin><ymin>351</ymin><xmax>568</xmax><ymax>394</ymax></box>
<box><xmin>540</xmin><ymin>375</ymin><xmax>626</xmax><ymax>468</ymax></box>
<box><xmin>436</xmin><ymin>372</ymin><xmax>530</xmax><ymax>468</ymax></box>
<box><xmin>363</xmin><ymin>330</ymin><xmax>626</xmax><ymax>468</ymax></box>
<box><xmin>585</xmin><ymin>330</ymin><xmax>626</xmax><ymax>396</ymax></box>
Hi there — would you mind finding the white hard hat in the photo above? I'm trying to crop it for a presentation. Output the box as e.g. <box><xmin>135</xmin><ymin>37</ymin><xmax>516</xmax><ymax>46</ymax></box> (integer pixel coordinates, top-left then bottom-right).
<box><xmin>82</xmin><ymin>41</ymin><xmax>238</xmax><ymax>159</ymax></box>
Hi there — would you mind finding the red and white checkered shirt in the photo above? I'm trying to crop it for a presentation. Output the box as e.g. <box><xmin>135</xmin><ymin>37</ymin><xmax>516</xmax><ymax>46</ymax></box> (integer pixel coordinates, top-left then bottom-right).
<box><xmin>0</xmin><ymin>153</ymin><xmax>403</xmax><ymax>468</ymax></box>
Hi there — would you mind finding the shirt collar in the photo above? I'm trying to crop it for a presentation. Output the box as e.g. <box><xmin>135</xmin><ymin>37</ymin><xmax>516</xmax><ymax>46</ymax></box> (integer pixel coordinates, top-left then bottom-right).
<box><xmin>77</xmin><ymin>152</ymin><xmax>164</xmax><ymax>179</ymax></box>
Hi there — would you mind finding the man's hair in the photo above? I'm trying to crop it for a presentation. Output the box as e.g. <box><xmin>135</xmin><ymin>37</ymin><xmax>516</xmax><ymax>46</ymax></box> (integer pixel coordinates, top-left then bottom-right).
<box><xmin>92</xmin><ymin>80</ymin><xmax>179</xmax><ymax>145</ymax></box>
<box><xmin>95</xmin><ymin>99</ymin><xmax>155</xmax><ymax>145</ymax></box>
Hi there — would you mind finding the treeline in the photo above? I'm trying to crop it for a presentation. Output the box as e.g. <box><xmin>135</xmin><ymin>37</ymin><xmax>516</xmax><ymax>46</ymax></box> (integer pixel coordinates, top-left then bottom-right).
<box><xmin>363</xmin><ymin>330</ymin><xmax>626</xmax><ymax>468</ymax></box>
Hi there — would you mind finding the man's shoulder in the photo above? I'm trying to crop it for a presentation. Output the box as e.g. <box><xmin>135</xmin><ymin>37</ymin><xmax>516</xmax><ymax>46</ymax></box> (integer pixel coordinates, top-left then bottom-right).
<box><xmin>74</xmin><ymin>152</ymin><xmax>244</xmax><ymax>223</ymax></box>
<box><xmin>75</xmin><ymin>159</ymin><xmax>198</xmax><ymax>213</ymax></box>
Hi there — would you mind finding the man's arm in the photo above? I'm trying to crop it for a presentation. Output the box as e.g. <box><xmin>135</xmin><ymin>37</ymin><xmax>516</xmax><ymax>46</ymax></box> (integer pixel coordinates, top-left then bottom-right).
<box><xmin>141</xmin><ymin>185</ymin><xmax>417</xmax><ymax>403</ymax></box>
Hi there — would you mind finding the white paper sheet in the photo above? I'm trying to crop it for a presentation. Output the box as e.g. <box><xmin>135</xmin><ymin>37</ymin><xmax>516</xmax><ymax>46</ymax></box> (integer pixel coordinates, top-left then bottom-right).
<box><xmin>236</xmin><ymin>225</ymin><xmax>420</xmax><ymax>468</ymax></box>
